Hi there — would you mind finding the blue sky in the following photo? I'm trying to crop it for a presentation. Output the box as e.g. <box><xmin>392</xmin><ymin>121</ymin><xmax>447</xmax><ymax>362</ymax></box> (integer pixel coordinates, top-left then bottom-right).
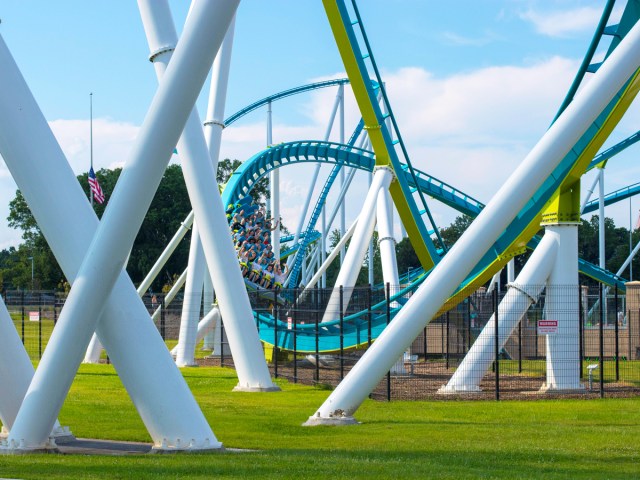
<box><xmin>0</xmin><ymin>1</ymin><xmax>639</xmax><ymax>258</ymax></box>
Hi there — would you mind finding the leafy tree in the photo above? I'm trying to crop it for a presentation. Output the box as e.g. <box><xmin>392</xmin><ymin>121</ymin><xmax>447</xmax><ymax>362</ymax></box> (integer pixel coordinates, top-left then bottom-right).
<box><xmin>4</xmin><ymin>165</ymin><xmax>193</xmax><ymax>291</ymax></box>
<box><xmin>396</xmin><ymin>237</ymin><xmax>421</xmax><ymax>277</ymax></box>
<box><xmin>439</xmin><ymin>215</ymin><xmax>473</xmax><ymax>249</ymax></box>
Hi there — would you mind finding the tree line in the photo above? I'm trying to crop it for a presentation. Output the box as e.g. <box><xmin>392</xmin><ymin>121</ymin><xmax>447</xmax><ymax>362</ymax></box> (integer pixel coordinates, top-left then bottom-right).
<box><xmin>0</xmin><ymin>160</ymin><xmax>267</xmax><ymax>293</ymax></box>
<box><xmin>1</xmin><ymin>163</ymin><xmax>638</xmax><ymax>291</ymax></box>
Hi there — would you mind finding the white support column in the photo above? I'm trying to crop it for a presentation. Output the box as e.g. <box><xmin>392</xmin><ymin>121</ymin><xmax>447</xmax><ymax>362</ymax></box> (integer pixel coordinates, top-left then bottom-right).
<box><xmin>85</xmin><ymin>208</ymin><xmax>194</xmax><ymax>364</ymax></box>
<box><xmin>323</xmin><ymin>166</ymin><xmax>359</xmax><ymax>238</ymax></box>
<box><xmin>580</xmin><ymin>173</ymin><xmax>600</xmax><ymax>213</ymax></box>
<box><xmin>507</xmin><ymin>259</ymin><xmax>515</xmax><ymax>283</ymax></box>
<box><xmin>321</xmin><ymin>206</ymin><xmax>327</xmax><ymax>288</ymax></box>
<box><xmin>202</xmin><ymin>272</ymin><xmax>216</xmax><ymax>350</ymax></box>
<box><xmin>440</xmin><ymin>232</ymin><xmax>557</xmax><ymax>392</ymax></box>
<box><xmin>0</xmin><ymin>1</ymin><xmax>233</xmax><ymax>452</ymax></box>
<box><xmin>322</xmin><ymin>168</ymin><xmax>393</xmax><ymax>323</ymax></box>
<box><xmin>376</xmin><ymin>187</ymin><xmax>400</xmax><ymax>292</ymax></box>
<box><xmin>175</xmin><ymin>223</ymin><xmax>206</xmax><ymax>367</ymax></box>
<box><xmin>288</xmin><ymin>89</ymin><xmax>342</xmax><ymax>270</ymax></box>
<box><xmin>300</xmin><ymin>219</ymin><xmax>358</xmax><ymax>300</ymax></box>
<box><xmin>176</xmin><ymin>7</ymin><xmax>235</xmax><ymax>370</ymax></box>
<box><xmin>140</xmin><ymin>0</ymin><xmax>276</xmax><ymax>392</ymax></box>
<box><xmin>152</xmin><ymin>268</ymin><xmax>187</xmax><ymax>323</ymax></box>
<box><xmin>597</xmin><ymin>167</ymin><xmax>607</xmax><ymax>326</ymax></box>
<box><xmin>320</xmin><ymin>132</ymin><xmax>366</xmax><ymax>244</ymax></box>
<box><xmin>203</xmin><ymin>14</ymin><xmax>235</xmax><ymax>172</ymax></box>
<box><xmin>3</xmin><ymin>0</ymin><xmax>239</xmax><ymax>451</ymax></box>
<box><xmin>201</xmin><ymin>15</ymin><xmax>235</xmax><ymax>351</ymax></box>
<box><xmin>339</xmin><ymin>84</ymin><xmax>346</xmax><ymax>265</ymax></box>
<box><xmin>598</xmin><ymin>167</ymin><xmax>606</xmax><ymax>270</ymax></box>
<box><xmin>542</xmin><ymin>224</ymin><xmax>582</xmax><ymax>391</ymax></box>
<box><xmin>301</xmin><ymin>247</ymin><xmax>308</xmax><ymax>283</ymax></box>
<box><xmin>304</xmin><ymin>245</ymin><xmax>321</xmax><ymax>286</ymax></box>
<box><xmin>83</xmin><ymin>334</ymin><xmax>103</xmax><ymax>364</ymax></box>
<box><xmin>0</xmin><ymin>296</ymin><xmax>69</xmax><ymax>439</ymax></box>
<box><xmin>304</xmin><ymin>21</ymin><xmax>640</xmax><ymax>424</ymax></box>
<box><xmin>368</xmin><ymin>171</ymin><xmax>375</xmax><ymax>286</ymax></box>
<box><xmin>377</xmin><ymin>186</ymin><xmax>405</xmax><ymax>375</ymax></box>
<box><xmin>138</xmin><ymin>211</ymin><xmax>195</xmax><ymax>296</ymax></box>
<box><xmin>171</xmin><ymin>306</ymin><xmax>220</xmax><ymax>357</ymax></box>
<box><xmin>267</xmin><ymin>102</ymin><xmax>281</xmax><ymax>263</ymax></box>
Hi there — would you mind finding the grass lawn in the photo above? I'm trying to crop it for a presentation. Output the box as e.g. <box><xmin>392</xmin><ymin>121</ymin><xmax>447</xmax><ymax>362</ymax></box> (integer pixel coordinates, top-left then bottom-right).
<box><xmin>0</xmin><ymin>364</ymin><xmax>639</xmax><ymax>479</ymax></box>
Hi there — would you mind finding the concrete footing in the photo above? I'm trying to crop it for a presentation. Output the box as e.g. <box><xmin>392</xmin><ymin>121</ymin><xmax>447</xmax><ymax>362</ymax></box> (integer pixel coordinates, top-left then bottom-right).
<box><xmin>303</xmin><ymin>414</ymin><xmax>359</xmax><ymax>426</ymax></box>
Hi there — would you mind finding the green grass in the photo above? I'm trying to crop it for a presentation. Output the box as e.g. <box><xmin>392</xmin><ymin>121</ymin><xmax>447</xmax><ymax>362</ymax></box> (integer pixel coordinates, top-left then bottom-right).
<box><xmin>492</xmin><ymin>359</ymin><xmax>640</xmax><ymax>385</ymax></box>
<box><xmin>1</xmin><ymin>364</ymin><xmax>639</xmax><ymax>479</ymax></box>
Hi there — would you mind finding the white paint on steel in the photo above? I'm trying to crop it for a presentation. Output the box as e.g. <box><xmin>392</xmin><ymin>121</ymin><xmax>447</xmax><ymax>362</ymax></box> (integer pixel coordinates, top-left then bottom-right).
<box><xmin>543</xmin><ymin>225</ymin><xmax>581</xmax><ymax>390</ymax></box>
<box><xmin>300</xmin><ymin>219</ymin><xmax>358</xmax><ymax>299</ymax></box>
<box><xmin>322</xmin><ymin>168</ymin><xmax>393</xmax><ymax>323</ymax></box>
<box><xmin>580</xmin><ymin>173</ymin><xmax>599</xmax><ymax>213</ymax></box>
<box><xmin>0</xmin><ymin>0</ymin><xmax>234</xmax><ymax>451</ymax></box>
<box><xmin>3</xmin><ymin>0</ymin><xmax>239</xmax><ymax>450</ymax></box>
<box><xmin>376</xmin><ymin>187</ymin><xmax>400</xmax><ymax>298</ymax></box>
<box><xmin>598</xmin><ymin>167</ymin><xmax>606</xmax><ymax>270</ymax></box>
<box><xmin>0</xmin><ymin>296</ymin><xmax>67</xmax><ymax>437</ymax></box>
<box><xmin>138</xmin><ymin>211</ymin><xmax>195</xmax><ymax>296</ymax></box>
<box><xmin>140</xmin><ymin>0</ymin><xmax>275</xmax><ymax>392</ymax></box>
<box><xmin>176</xmin><ymin>224</ymin><xmax>206</xmax><ymax>367</ymax></box>
<box><xmin>305</xmin><ymin>21</ymin><xmax>640</xmax><ymax>422</ymax></box>
<box><xmin>152</xmin><ymin>268</ymin><xmax>187</xmax><ymax>323</ymax></box>
<box><xmin>440</xmin><ymin>232</ymin><xmax>557</xmax><ymax>392</ymax></box>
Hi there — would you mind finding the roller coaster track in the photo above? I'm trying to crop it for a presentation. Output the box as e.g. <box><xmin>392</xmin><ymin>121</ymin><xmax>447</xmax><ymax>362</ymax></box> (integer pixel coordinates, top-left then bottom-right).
<box><xmin>583</xmin><ymin>181</ymin><xmax>640</xmax><ymax>213</ymax></box>
<box><xmin>212</xmin><ymin>0</ymin><xmax>640</xmax><ymax>352</ymax></box>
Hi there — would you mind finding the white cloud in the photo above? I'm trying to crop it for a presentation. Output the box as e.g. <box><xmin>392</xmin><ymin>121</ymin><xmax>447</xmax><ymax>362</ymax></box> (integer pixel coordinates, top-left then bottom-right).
<box><xmin>2</xmin><ymin>53</ymin><xmax>635</xmax><ymax>251</ymax></box>
<box><xmin>49</xmin><ymin>118</ymin><xmax>139</xmax><ymax>174</ymax></box>
<box><xmin>223</xmin><ymin>56</ymin><xmax>586</xmax><ymax>234</ymax></box>
<box><xmin>441</xmin><ymin>31</ymin><xmax>502</xmax><ymax>47</ymax></box>
<box><xmin>520</xmin><ymin>7</ymin><xmax>601</xmax><ymax>37</ymax></box>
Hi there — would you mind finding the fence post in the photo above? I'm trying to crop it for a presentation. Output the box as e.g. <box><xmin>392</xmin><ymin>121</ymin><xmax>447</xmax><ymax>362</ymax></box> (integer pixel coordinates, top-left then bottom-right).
<box><xmin>293</xmin><ymin>287</ymin><xmax>298</xmax><ymax>384</ymax></box>
<box><xmin>220</xmin><ymin>316</ymin><xmax>225</xmax><ymax>368</ymax></box>
<box><xmin>629</xmin><ymin>308</ymin><xmax>632</xmax><ymax>372</ymax></box>
<box><xmin>423</xmin><ymin>326</ymin><xmax>427</xmax><ymax>359</ymax></box>
<box><xmin>273</xmin><ymin>286</ymin><xmax>279</xmax><ymax>379</ymax></box>
<box><xmin>339</xmin><ymin>285</ymin><xmax>344</xmax><ymax>381</ymax></box>
<box><xmin>367</xmin><ymin>284</ymin><xmax>372</xmax><ymax>347</ymax></box>
<box><xmin>160</xmin><ymin>295</ymin><xmax>166</xmax><ymax>341</ymax></box>
<box><xmin>579</xmin><ymin>286</ymin><xmax>583</xmax><ymax>379</ymax></box>
<box><xmin>445</xmin><ymin>310</ymin><xmax>450</xmax><ymax>370</ymax></box>
<box><xmin>614</xmin><ymin>285</ymin><xmax>619</xmax><ymax>382</ymax></box>
<box><xmin>38</xmin><ymin>292</ymin><xmax>42</xmax><ymax>359</ymax></box>
<box><xmin>21</xmin><ymin>290</ymin><xmax>25</xmax><ymax>345</ymax></box>
<box><xmin>599</xmin><ymin>283</ymin><xmax>604</xmax><ymax>398</ymax></box>
<box><xmin>53</xmin><ymin>294</ymin><xmax>58</xmax><ymax>326</ymax></box>
<box><xmin>315</xmin><ymin>285</ymin><xmax>320</xmax><ymax>383</ymax></box>
<box><xmin>467</xmin><ymin>298</ymin><xmax>472</xmax><ymax>351</ymax></box>
<box><xmin>386</xmin><ymin>282</ymin><xmax>391</xmax><ymax>402</ymax></box>
<box><xmin>494</xmin><ymin>288</ymin><xmax>500</xmax><ymax>401</ymax></box>
<box><xmin>535</xmin><ymin>309</ymin><xmax>539</xmax><ymax>360</ymax></box>
<box><xmin>518</xmin><ymin>319</ymin><xmax>522</xmax><ymax>373</ymax></box>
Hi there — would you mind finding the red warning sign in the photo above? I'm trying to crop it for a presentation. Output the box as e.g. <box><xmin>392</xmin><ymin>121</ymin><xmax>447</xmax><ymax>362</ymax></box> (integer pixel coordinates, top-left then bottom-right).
<box><xmin>538</xmin><ymin>320</ymin><xmax>558</xmax><ymax>335</ymax></box>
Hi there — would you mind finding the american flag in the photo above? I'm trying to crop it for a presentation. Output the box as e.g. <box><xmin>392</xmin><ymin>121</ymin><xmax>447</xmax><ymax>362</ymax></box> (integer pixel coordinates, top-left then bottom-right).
<box><xmin>88</xmin><ymin>167</ymin><xmax>105</xmax><ymax>204</ymax></box>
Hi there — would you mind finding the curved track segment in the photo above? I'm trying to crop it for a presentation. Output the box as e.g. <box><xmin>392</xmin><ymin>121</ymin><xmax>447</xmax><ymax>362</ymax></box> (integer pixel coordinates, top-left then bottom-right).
<box><xmin>221</xmin><ymin>1</ymin><xmax>640</xmax><ymax>351</ymax></box>
<box><xmin>583</xmin><ymin>181</ymin><xmax>640</xmax><ymax>213</ymax></box>
<box><xmin>221</xmin><ymin>132</ymin><xmax>628</xmax><ymax>351</ymax></box>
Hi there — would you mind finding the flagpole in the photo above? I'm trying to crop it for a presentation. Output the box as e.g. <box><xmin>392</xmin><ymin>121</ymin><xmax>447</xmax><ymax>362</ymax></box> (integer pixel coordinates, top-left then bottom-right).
<box><xmin>90</xmin><ymin>92</ymin><xmax>94</xmax><ymax>207</ymax></box>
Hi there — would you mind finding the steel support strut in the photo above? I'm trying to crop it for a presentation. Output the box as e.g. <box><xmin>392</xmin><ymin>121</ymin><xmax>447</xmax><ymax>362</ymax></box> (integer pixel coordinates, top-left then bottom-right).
<box><xmin>1</xmin><ymin>0</ymin><xmax>239</xmax><ymax>451</ymax></box>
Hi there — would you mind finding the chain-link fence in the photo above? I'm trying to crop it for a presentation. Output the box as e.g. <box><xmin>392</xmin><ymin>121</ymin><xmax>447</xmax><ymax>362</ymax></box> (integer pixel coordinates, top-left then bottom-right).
<box><xmin>7</xmin><ymin>283</ymin><xmax>640</xmax><ymax>401</ymax></box>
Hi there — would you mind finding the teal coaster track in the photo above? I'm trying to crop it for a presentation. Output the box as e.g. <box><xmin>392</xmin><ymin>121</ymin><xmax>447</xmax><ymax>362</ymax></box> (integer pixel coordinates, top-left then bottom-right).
<box><xmin>211</xmin><ymin>0</ymin><xmax>640</xmax><ymax>352</ymax></box>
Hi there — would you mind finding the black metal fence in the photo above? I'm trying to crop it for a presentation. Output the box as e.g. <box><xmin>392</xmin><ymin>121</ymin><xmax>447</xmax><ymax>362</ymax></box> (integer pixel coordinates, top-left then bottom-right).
<box><xmin>7</xmin><ymin>283</ymin><xmax>640</xmax><ymax>401</ymax></box>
